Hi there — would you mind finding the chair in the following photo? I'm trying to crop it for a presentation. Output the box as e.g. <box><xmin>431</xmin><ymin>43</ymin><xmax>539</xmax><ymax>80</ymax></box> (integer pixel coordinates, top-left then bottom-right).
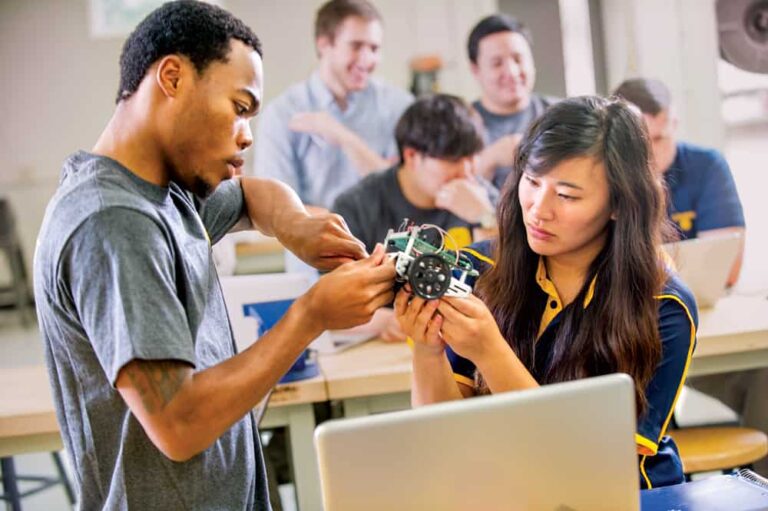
<box><xmin>0</xmin><ymin>452</ymin><xmax>76</xmax><ymax>510</ymax></box>
<box><xmin>668</xmin><ymin>426</ymin><xmax>768</xmax><ymax>476</ymax></box>
<box><xmin>0</xmin><ymin>198</ymin><xmax>33</xmax><ymax>325</ymax></box>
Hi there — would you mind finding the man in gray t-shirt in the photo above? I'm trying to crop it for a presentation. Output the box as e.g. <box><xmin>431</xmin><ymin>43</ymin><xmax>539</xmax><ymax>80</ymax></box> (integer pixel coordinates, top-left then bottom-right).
<box><xmin>34</xmin><ymin>3</ymin><xmax>394</xmax><ymax>509</ymax></box>
<box><xmin>467</xmin><ymin>14</ymin><xmax>557</xmax><ymax>189</ymax></box>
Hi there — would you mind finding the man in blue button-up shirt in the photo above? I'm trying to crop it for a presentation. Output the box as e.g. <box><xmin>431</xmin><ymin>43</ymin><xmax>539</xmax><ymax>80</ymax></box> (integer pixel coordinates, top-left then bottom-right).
<box><xmin>254</xmin><ymin>0</ymin><xmax>413</xmax><ymax>210</ymax></box>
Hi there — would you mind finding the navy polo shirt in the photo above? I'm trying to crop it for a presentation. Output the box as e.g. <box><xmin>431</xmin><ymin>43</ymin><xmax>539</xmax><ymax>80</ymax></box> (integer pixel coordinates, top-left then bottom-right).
<box><xmin>453</xmin><ymin>240</ymin><xmax>698</xmax><ymax>489</ymax></box>
<box><xmin>664</xmin><ymin>142</ymin><xmax>744</xmax><ymax>239</ymax></box>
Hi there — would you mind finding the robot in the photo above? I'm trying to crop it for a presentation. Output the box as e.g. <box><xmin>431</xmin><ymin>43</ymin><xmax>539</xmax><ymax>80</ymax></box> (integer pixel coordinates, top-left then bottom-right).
<box><xmin>384</xmin><ymin>222</ymin><xmax>479</xmax><ymax>300</ymax></box>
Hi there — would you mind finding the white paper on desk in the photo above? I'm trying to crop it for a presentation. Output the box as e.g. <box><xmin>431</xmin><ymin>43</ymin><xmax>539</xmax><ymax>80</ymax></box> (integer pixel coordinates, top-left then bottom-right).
<box><xmin>313</xmin><ymin>311</ymin><xmax>390</xmax><ymax>354</ymax></box>
<box><xmin>219</xmin><ymin>273</ymin><xmax>322</xmax><ymax>352</ymax></box>
<box><xmin>220</xmin><ymin>273</ymin><xmax>383</xmax><ymax>354</ymax></box>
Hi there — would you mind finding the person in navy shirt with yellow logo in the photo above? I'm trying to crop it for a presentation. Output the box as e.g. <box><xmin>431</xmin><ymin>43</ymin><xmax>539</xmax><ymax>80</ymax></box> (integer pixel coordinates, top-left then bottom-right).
<box><xmin>614</xmin><ymin>78</ymin><xmax>745</xmax><ymax>287</ymax></box>
<box><xmin>617</xmin><ymin>78</ymin><xmax>768</xmax><ymax>477</ymax></box>
<box><xmin>395</xmin><ymin>96</ymin><xmax>698</xmax><ymax>489</ymax></box>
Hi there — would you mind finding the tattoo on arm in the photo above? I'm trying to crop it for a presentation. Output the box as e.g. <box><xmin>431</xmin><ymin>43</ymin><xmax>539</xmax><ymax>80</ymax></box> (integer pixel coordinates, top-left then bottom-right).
<box><xmin>125</xmin><ymin>360</ymin><xmax>189</xmax><ymax>415</ymax></box>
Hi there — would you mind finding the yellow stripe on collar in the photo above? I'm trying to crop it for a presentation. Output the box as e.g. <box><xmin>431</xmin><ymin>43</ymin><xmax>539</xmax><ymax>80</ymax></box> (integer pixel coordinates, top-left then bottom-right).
<box><xmin>535</xmin><ymin>257</ymin><xmax>597</xmax><ymax>337</ymax></box>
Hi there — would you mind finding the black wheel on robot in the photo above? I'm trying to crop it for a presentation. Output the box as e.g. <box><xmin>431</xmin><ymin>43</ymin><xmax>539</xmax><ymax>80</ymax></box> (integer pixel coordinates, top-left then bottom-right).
<box><xmin>408</xmin><ymin>253</ymin><xmax>451</xmax><ymax>300</ymax></box>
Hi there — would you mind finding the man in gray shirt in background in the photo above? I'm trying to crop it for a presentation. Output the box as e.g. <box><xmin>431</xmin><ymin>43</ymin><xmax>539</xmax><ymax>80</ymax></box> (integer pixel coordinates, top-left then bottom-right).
<box><xmin>254</xmin><ymin>0</ymin><xmax>413</xmax><ymax>210</ymax></box>
<box><xmin>33</xmin><ymin>2</ymin><xmax>395</xmax><ymax>509</ymax></box>
<box><xmin>467</xmin><ymin>14</ymin><xmax>556</xmax><ymax>189</ymax></box>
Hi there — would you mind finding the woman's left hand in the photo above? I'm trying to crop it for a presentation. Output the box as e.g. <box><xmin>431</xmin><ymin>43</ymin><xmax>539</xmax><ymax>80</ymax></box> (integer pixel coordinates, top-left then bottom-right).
<box><xmin>437</xmin><ymin>294</ymin><xmax>508</xmax><ymax>364</ymax></box>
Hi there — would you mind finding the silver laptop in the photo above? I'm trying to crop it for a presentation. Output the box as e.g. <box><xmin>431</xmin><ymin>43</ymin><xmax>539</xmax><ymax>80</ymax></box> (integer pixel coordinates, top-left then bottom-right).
<box><xmin>315</xmin><ymin>374</ymin><xmax>639</xmax><ymax>511</ymax></box>
<box><xmin>663</xmin><ymin>231</ymin><xmax>743</xmax><ymax>308</ymax></box>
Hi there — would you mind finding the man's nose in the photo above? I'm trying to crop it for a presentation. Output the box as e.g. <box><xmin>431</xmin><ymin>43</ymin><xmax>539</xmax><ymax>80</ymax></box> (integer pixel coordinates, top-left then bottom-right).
<box><xmin>503</xmin><ymin>58</ymin><xmax>521</xmax><ymax>78</ymax></box>
<box><xmin>237</xmin><ymin>121</ymin><xmax>253</xmax><ymax>151</ymax></box>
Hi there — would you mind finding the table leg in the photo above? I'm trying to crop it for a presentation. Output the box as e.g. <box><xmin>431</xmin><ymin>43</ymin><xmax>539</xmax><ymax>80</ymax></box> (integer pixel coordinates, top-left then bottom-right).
<box><xmin>284</xmin><ymin>404</ymin><xmax>323</xmax><ymax>511</ymax></box>
<box><xmin>1</xmin><ymin>457</ymin><xmax>22</xmax><ymax>511</ymax></box>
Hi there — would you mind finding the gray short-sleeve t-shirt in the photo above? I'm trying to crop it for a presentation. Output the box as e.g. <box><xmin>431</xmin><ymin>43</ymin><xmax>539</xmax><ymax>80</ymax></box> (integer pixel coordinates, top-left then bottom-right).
<box><xmin>34</xmin><ymin>151</ymin><xmax>269</xmax><ymax>510</ymax></box>
<box><xmin>473</xmin><ymin>94</ymin><xmax>556</xmax><ymax>189</ymax></box>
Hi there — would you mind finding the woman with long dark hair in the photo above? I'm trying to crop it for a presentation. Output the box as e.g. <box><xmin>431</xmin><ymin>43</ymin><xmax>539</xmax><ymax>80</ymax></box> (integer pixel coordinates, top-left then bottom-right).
<box><xmin>395</xmin><ymin>96</ymin><xmax>697</xmax><ymax>489</ymax></box>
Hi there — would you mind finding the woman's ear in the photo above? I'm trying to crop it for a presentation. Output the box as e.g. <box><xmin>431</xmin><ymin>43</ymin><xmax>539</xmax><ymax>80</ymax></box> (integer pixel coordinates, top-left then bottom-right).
<box><xmin>610</xmin><ymin>211</ymin><xmax>618</xmax><ymax>221</ymax></box>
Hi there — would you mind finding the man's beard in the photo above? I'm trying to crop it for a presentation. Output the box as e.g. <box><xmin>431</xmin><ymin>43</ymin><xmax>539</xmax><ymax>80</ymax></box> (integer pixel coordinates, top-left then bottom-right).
<box><xmin>170</xmin><ymin>165</ymin><xmax>216</xmax><ymax>199</ymax></box>
<box><xmin>191</xmin><ymin>175</ymin><xmax>214</xmax><ymax>199</ymax></box>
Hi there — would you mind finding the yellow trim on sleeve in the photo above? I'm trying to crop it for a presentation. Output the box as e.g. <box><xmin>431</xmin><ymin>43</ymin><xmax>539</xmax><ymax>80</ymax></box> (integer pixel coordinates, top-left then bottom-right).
<box><xmin>462</xmin><ymin>247</ymin><xmax>496</xmax><ymax>267</ymax></box>
<box><xmin>639</xmin><ymin>455</ymin><xmax>652</xmax><ymax>489</ymax></box>
<box><xmin>635</xmin><ymin>434</ymin><xmax>659</xmax><ymax>455</ymax></box>
<box><xmin>453</xmin><ymin>373</ymin><xmax>475</xmax><ymax>388</ymax></box>
<box><xmin>651</xmin><ymin>293</ymin><xmax>697</xmax><ymax>445</ymax></box>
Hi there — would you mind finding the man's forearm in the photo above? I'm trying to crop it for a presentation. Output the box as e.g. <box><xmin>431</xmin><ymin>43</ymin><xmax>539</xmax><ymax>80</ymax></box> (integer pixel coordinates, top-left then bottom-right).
<box><xmin>119</xmin><ymin>295</ymin><xmax>323</xmax><ymax>461</ymax></box>
<box><xmin>240</xmin><ymin>176</ymin><xmax>309</xmax><ymax>239</ymax></box>
<box><xmin>337</xmin><ymin>129</ymin><xmax>390</xmax><ymax>176</ymax></box>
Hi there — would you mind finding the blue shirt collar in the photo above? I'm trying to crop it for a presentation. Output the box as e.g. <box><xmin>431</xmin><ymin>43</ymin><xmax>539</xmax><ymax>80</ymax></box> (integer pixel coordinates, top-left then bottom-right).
<box><xmin>308</xmin><ymin>70</ymin><xmax>368</xmax><ymax>112</ymax></box>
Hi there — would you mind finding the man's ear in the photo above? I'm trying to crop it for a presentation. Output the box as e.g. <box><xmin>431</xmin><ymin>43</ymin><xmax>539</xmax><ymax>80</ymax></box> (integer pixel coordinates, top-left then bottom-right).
<box><xmin>669</xmin><ymin>113</ymin><xmax>679</xmax><ymax>133</ymax></box>
<box><xmin>469</xmin><ymin>62</ymin><xmax>480</xmax><ymax>79</ymax></box>
<box><xmin>155</xmin><ymin>55</ymin><xmax>184</xmax><ymax>98</ymax></box>
<box><xmin>316</xmin><ymin>35</ymin><xmax>333</xmax><ymax>58</ymax></box>
<box><xmin>402</xmin><ymin>147</ymin><xmax>418</xmax><ymax>167</ymax></box>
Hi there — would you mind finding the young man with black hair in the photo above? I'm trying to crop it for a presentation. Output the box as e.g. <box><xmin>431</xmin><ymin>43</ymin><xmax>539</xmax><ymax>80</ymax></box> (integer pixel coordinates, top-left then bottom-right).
<box><xmin>467</xmin><ymin>14</ymin><xmax>557</xmax><ymax>189</ymax></box>
<box><xmin>616</xmin><ymin>77</ymin><xmax>766</xmax><ymax>477</ymax></box>
<box><xmin>255</xmin><ymin>0</ymin><xmax>413</xmax><ymax>210</ymax></box>
<box><xmin>332</xmin><ymin>94</ymin><xmax>491</xmax><ymax>342</ymax></box>
<box><xmin>34</xmin><ymin>2</ymin><xmax>395</xmax><ymax>508</ymax></box>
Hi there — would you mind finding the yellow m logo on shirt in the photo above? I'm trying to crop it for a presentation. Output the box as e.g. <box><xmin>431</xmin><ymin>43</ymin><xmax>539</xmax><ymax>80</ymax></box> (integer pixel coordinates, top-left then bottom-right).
<box><xmin>443</xmin><ymin>226</ymin><xmax>472</xmax><ymax>250</ymax></box>
<box><xmin>671</xmin><ymin>211</ymin><xmax>696</xmax><ymax>232</ymax></box>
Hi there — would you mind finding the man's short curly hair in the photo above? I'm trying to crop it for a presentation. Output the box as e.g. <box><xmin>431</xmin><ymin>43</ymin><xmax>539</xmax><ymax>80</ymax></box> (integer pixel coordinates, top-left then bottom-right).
<box><xmin>395</xmin><ymin>94</ymin><xmax>484</xmax><ymax>163</ymax></box>
<box><xmin>116</xmin><ymin>0</ymin><xmax>262</xmax><ymax>103</ymax></box>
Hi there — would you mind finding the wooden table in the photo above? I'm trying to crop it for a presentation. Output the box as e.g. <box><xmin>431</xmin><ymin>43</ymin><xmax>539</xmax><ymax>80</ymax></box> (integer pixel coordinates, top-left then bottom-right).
<box><xmin>0</xmin><ymin>365</ymin><xmax>327</xmax><ymax>511</ymax></box>
<box><xmin>4</xmin><ymin>293</ymin><xmax>766</xmax><ymax>510</ymax></box>
<box><xmin>0</xmin><ymin>366</ymin><xmax>61</xmax><ymax>458</ymax></box>
<box><xmin>690</xmin><ymin>293</ymin><xmax>768</xmax><ymax>376</ymax></box>
<box><xmin>320</xmin><ymin>340</ymin><xmax>412</xmax><ymax>417</ymax></box>
<box><xmin>321</xmin><ymin>292</ymin><xmax>768</xmax><ymax>418</ymax></box>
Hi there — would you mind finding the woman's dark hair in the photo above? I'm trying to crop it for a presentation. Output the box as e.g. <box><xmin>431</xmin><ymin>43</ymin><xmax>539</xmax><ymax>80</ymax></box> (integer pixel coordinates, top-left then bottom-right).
<box><xmin>395</xmin><ymin>94</ymin><xmax>484</xmax><ymax>163</ymax></box>
<box><xmin>117</xmin><ymin>0</ymin><xmax>262</xmax><ymax>103</ymax></box>
<box><xmin>476</xmin><ymin>96</ymin><xmax>672</xmax><ymax>417</ymax></box>
<box><xmin>467</xmin><ymin>14</ymin><xmax>532</xmax><ymax>64</ymax></box>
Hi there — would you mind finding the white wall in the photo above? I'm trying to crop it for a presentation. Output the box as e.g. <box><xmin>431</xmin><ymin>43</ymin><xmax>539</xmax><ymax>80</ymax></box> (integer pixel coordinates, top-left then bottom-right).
<box><xmin>497</xmin><ymin>0</ymin><xmax>567</xmax><ymax>97</ymax></box>
<box><xmin>0</xmin><ymin>0</ymin><xmax>496</xmax><ymax>283</ymax></box>
<box><xmin>600</xmin><ymin>0</ymin><xmax>724</xmax><ymax>149</ymax></box>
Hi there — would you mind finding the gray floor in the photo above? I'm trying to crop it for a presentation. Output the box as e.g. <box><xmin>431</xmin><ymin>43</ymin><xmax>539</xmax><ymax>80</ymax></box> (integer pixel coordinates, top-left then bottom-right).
<box><xmin>1</xmin><ymin>122</ymin><xmax>766</xmax><ymax>509</ymax></box>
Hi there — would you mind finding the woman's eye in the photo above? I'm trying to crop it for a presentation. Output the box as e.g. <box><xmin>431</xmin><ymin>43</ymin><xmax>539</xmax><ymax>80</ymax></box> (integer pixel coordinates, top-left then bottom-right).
<box><xmin>234</xmin><ymin>103</ymin><xmax>248</xmax><ymax>115</ymax></box>
<box><xmin>524</xmin><ymin>174</ymin><xmax>539</xmax><ymax>187</ymax></box>
<box><xmin>558</xmin><ymin>193</ymin><xmax>578</xmax><ymax>201</ymax></box>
